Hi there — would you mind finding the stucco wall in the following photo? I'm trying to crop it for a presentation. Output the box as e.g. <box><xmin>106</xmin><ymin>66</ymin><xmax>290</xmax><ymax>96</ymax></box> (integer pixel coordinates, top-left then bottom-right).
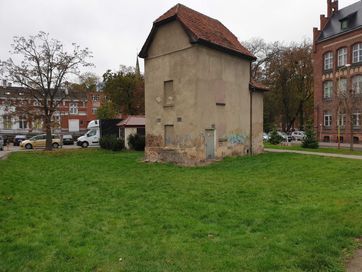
<box><xmin>144</xmin><ymin>20</ymin><xmax>263</xmax><ymax>164</ymax></box>
<box><xmin>124</xmin><ymin>127</ymin><xmax>137</xmax><ymax>149</ymax></box>
<box><xmin>252</xmin><ymin>91</ymin><xmax>264</xmax><ymax>154</ymax></box>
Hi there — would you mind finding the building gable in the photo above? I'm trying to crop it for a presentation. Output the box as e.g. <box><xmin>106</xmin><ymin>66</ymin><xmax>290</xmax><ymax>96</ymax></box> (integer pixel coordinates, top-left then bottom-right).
<box><xmin>147</xmin><ymin>20</ymin><xmax>192</xmax><ymax>58</ymax></box>
<box><xmin>139</xmin><ymin>4</ymin><xmax>256</xmax><ymax>61</ymax></box>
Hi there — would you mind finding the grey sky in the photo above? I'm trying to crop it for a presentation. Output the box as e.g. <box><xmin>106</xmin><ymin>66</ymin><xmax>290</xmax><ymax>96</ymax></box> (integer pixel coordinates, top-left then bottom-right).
<box><xmin>0</xmin><ymin>0</ymin><xmax>357</xmax><ymax>78</ymax></box>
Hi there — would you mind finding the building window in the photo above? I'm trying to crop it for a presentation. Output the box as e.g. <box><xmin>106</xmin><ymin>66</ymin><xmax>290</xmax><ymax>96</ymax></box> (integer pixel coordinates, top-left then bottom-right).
<box><xmin>92</xmin><ymin>107</ymin><xmax>97</xmax><ymax>114</ymax></box>
<box><xmin>92</xmin><ymin>95</ymin><xmax>99</xmax><ymax>101</ymax></box>
<box><xmin>323</xmin><ymin>81</ymin><xmax>333</xmax><ymax>99</ymax></box>
<box><xmin>338</xmin><ymin>78</ymin><xmax>347</xmax><ymax>95</ymax></box>
<box><xmin>164</xmin><ymin>80</ymin><xmax>174</xmax><ymax>106</ymax></box>
<box><xmin>324</xmin><ymin>52</ymin><xmax>333</xmax><ymax>70</ymax></box>
<box><xmin>33</xmin><ymin>119</ymin><xmax>43</xmax><ymax>129</ymax></box>
<box><xmin>3</xmin><ymin>115</ymin><xmax>12</xmax><ymax>129</ymax></box>
<box><xmin>324</xmin><ymin>112</ymin><xmax>332</xmax><ymax>127</ymax></box>
<box><xmin>337</xmin><ymin>113</ymin><xmax>346</xmax><ymax>127</ymax></box>
<box><xmin>337</xmin><ymin>48</ymin><xmax>347</xmax><ymax>67</ymax></box>
<box><xmin>353</xmin><ymin>43</ymin><xmax>362</xmax><ymax>64</ymax></box>
<box><xmin>18</xmin><ymin>116</ymin><xmax>27</xmax><ymax>129</ymax></box>
<box><xmin>353</xmin><ymin>112</ymin><xmax>361</xmax><ymax>127</ymax></box>
<box><xmin>341</xmin><ymin>19</ymin><xmax>348</xmax><ymax>30</ymax></box>
<box><xmin>164</xmin><ymin>125</ymin><xmax>175</xmax><ymax>146</ymax></box>
<box><xmin>69</xmin><ymin>103</ymin><xmax>78</xmax><ymax>114</ymax></box>
<box><xmin>352</xmin><ymin>75</ymin><xmax>362</xmax><ymax>94</ymax></box>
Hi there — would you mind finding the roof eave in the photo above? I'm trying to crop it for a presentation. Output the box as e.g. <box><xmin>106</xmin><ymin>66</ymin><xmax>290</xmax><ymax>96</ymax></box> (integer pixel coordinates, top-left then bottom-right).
<box><xmin>316</xmin><ymin>25</ymin><xmax>362</xmax><ymax>44</ymax></box>
<box><xmin>195</xmin><ymin>39</ymin><xmax>256</xmax><ymax>61</ymax></box>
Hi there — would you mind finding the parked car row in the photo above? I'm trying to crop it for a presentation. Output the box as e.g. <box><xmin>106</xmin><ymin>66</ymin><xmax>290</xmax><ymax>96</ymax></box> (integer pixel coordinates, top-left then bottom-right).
<box><xmin>0</xmin><ymin>134</ymin><xmax>76</xmax><ymax>150</ymax></box>
<box><xmin>263</xmin><ymin>130</ymin><xmax>305</xmax><ymax>142</ymax></box>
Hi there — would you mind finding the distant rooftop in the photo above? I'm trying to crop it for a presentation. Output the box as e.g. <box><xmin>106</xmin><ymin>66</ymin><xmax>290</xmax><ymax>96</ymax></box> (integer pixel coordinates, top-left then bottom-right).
<box><xmin>318</xmin><ymin>0</ymin><xmax>362</xmax><ymax>42</ymax></box>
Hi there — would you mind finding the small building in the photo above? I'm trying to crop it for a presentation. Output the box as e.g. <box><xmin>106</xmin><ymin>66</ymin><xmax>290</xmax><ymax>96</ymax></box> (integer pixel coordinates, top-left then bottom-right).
<box><xmin>313</xmin><ymin>0</ymin><xmax>362</xmax><ymax>144</ymax></box>
<box><xmin>117</xmin><ymin>116</ymin><xmax>145</xmax><ymax>149</ymax></box>
<box><xmin>139</xmin><ymin>4</ymin><xmax>267</xmax><ymax>165</ymax></box>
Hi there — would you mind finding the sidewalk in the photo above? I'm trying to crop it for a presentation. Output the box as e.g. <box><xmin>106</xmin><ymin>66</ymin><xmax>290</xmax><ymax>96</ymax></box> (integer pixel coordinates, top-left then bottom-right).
<box><xmin>265</xmin><ymin>148</ymin><xmax>362</xmax><ymax>160</ymax></box>
<box><xmin>319</xmin><ymin>142</ymin><xmax>362</xmax><ymax>151</ymax></box>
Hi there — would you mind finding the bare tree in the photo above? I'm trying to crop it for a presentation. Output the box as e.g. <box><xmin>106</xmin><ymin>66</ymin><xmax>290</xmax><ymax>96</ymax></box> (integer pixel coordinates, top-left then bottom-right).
<box><xmin>2</xmin><ymin>32</ymin><xmax>93</xmax><ymax>150</ymax></box>
<box><xmin>243</xmin><ymin>38</ymin><xmax>281</xmax><ymax>82</ymax></box>
<box><xmin>334</xmin><ymin>65</ymin><xmax>362</xmax><ymax>150</ymax></box>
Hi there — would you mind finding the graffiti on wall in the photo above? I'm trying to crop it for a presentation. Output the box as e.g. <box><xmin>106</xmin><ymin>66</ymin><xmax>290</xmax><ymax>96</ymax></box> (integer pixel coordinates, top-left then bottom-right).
<box><xmin>227</xmin><ymin>134</ymin><xmax>247</xmax><ymax>145</ymax></box>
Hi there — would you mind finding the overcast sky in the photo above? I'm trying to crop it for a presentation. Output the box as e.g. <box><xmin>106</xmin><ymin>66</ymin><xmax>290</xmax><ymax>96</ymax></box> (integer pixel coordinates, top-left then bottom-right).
<box><xmin>0</xmin><ymin>0</ymin><xmax>358</xmax><ymax>79</ymax></box>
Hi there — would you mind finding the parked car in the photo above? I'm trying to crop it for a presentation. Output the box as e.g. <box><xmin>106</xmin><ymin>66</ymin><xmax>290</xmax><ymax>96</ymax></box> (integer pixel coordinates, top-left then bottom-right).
<box><xmin>62</xmin><ymin>134</ymin><xmax>74</xmax><ymax>145</ymax></box>
<box><xmin>14</xmin><ymin>135</ymin><xmax>27</xmax><ymax>146</ymax></box>
<box><xmin>0</xmin><ymin>135</ymin><xmax>4</xmax><ymax>151</ymax></box>
<box><xmin>20</xmin><ymin>134</ymin><xmax>61</xmax><ymax>149</ymax></box>
<box><xmin>263</xmin><ymin>133</ymin><xmax>270</xmax><ymax>142</ymax></box>
<box><xmin>278</xmin><ymin>131</ymin><xmax>293</xmax><ymax>142</ymax></box>
<box><xmin>291</xmin><ymin>131</ymin><xmax>305</xmax><ymax>141</ymax></box>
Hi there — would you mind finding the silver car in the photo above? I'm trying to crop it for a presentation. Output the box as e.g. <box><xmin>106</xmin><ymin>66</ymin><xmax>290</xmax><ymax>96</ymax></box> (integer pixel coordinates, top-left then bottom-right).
<box><xmin>0</xmin><ymin>135</ymin><xmax>4</xmax><ymax>151</ymax></box>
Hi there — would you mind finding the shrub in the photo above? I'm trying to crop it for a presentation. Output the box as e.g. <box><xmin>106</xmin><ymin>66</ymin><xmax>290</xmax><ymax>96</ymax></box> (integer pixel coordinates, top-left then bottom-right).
<box><xmin>269</xmin><ymin>127</ymin><xmax>282</xmax><ymax>145</ymax></box>
<box><xmin>99</xmin><ymin>135</ymin><xmax>124</xmax><ymax>151</ymax></box>
<box><xmin>128</xmin><ymin>134</ymin><xmax>145</xmax><ymax>151</ymax></box>
<box><xmin>302</xmin><ymin>122</ymin><xmax>319</xmax><ymax>149</ymax></box>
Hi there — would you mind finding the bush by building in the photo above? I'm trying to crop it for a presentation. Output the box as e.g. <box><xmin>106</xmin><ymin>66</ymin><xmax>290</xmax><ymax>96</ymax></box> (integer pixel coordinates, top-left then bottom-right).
<box><xmin>99</xmin><ymin>135</ymin><xmax>124</xmax><ymax>151</ymax></box>
<box><xmin>128</xmin><ymin>134</ymin><xmax>145</xmax><ymax>151</ymax></box>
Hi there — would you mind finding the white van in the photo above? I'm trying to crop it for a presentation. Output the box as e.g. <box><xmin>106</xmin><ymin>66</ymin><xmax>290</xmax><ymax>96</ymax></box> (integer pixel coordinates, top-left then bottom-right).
<box><xmin>77</xmin><ymin>120</ymin><xmax>100</xmax><ymax>148</ymax></box>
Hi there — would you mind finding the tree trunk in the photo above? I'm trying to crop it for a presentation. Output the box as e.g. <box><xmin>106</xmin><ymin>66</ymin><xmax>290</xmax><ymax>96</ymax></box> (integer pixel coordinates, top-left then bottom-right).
<box><xmin>350</xmin><ymin>121</ymin><xmax>354</xmax><ymax>151</ymax></box>
<box><xmin>45</xmin><ymin>116</ymin><xmax>53</xmax><ymax>151</ymax></box>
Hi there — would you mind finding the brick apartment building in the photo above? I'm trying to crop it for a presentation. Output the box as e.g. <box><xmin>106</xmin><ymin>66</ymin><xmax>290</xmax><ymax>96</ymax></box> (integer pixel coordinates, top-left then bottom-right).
<box><xmin>0</xmin><ymin>81</ymin><xmax>104</xmax><ymax>137</ymax></box>
<box><xmin>313</xmin><ymin>0</ymin><xmax>362</xmax><ymax>143</ymax></box>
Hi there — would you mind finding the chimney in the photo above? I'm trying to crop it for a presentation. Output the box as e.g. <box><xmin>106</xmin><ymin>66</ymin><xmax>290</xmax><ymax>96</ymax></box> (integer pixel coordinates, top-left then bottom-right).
<box><xmin>320</xmin><ymin>14</ymin><xmax>328</xmax><ymax>30</ymax></box>
<box><xmin>327</xmin><ymin>0</ymin><xmax>339</xmax><ymax>18</ymax></box>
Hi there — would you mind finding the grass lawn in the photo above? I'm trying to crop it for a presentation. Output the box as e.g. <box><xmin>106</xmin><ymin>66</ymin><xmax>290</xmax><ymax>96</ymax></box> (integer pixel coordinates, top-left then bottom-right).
<box><xmin>1</xmin><ymin>150</ymin><xmax>362</xmax><ymax>271</ymax></box>
<box><xmin>264</xmin><ymin>142</ymin><xmax>362</xmax><ymax>156</ymax></box>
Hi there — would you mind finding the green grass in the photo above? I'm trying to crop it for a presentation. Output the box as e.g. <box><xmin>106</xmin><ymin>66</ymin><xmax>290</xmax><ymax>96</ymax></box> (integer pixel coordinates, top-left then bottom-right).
<box><xmin>1</xmin><ymin>150</ymin><xmax>362</xmax><ymax>271</ymax></box>
<box><xmin>264</xmin><ymin>142</ymin><xmax>362</xmax><ymax>156</ymax></box>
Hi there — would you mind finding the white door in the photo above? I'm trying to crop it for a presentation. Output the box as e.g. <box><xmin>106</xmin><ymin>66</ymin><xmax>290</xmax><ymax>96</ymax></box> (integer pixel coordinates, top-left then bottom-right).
<box><xmin>68</xmin><ymin>119</ymin><xmax>80</xmax><ymax>132</ymax></box>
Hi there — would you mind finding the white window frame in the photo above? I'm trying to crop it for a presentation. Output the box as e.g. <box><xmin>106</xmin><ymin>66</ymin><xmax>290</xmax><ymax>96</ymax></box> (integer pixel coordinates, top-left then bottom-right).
<box><xmin>3</xmin><ymin>116</ymin><xmax>12</xmax><ymax>129</ymax></box>
<box><xmin>324</xmin><ymin>52</ymin><xmax>333</xmax><ymax>70</ymax></box>
<box><xmin>337</xmin><ymin>113</ymin><xmax>346</xmax><ymax>127</ymax></box>
<box><xmin>69</xmin><ymin>103</ymin><xmax>78</xmax><ymax>115</ymax></box>
<box><xmin>353</xmin><ymin>112</ymin><xmax>361</xmax><ymax>127</ymax></box>
<box><xmin>18</xmin><ymin>116</ymin><xmax>27</xmax><ymax>129</ymax></box>
<box><xmin>352</xmin><ymin>75</ymin><xmax>362</xmax><ymax>94</ymax></box>
<box><xmin>337</xmin><ymin>48</ymin><xmax>347</xmax><ymax>67</ymax></box>
<box><xmin>323</xmin><ymin>81</ymin><xmax>333</xmax><ymax>99</ymax></box>
<box><xmin>324</xmin><ymin>113</ymin><xmax>332</xmax><ymax>127</ymax></box>
<box><xmin>353</xmin><ymin>43</ymin><xmax>362</xmax><ymax>64</ymax></box>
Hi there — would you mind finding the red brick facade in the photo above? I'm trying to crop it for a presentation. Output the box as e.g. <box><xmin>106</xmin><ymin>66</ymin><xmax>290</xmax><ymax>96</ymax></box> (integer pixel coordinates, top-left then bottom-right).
<box><xmin>313</xmin><ymin>0</ymin><xmax>362</xmax><ymax>143</ymax></box>
<box><xmin>0</xmin><ymin>86</ymin><xmax>104</xmax><ymax>136</ymax></box>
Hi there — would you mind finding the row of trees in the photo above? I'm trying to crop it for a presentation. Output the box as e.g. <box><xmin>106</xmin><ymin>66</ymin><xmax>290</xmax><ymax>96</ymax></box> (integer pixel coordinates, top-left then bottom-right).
<box><xmin>244</xmin><ymin>38</ymin><xmax>314</xmax><ymax>132</ymax></box>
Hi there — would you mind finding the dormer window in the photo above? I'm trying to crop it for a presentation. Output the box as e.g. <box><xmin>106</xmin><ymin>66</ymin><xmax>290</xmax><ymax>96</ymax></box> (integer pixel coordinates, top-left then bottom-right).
<box><xmin>341</xmin><ymin>19</ymin><xmax>348</xmax><ymax>30</ymax></box>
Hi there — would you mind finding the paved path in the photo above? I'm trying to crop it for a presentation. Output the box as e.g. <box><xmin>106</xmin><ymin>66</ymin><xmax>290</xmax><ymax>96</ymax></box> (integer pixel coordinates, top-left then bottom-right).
<box><xmin>265</xmin><ymin>148</ymin><xmax>362</xmax><ymax>160</ymax></box>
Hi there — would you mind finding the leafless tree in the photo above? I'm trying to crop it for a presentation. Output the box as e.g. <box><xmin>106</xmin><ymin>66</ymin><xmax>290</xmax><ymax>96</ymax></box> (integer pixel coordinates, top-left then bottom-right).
<box><xmin>2</xmin><ymin>32</ymin><xmax>93</xmax><ymax>150</ymax></box>
<box><xmin>334</xmin><ymin>66</ymin><xmax>362</xmax><ymax>150</ymax></box>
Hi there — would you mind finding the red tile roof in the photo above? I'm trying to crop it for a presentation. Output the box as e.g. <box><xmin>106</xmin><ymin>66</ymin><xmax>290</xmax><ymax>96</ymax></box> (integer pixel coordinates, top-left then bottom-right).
<box><xmin>249</xmin><ymin>80</ymin><xmax>270</xmax><ymax>92</ymax></box>
<box><xmin>139</xmin><ymin>4</ymin><xmax>256</xmax><ymax>61</ymax></box>
<box><xmin>117</xmin><ymin>116</ymin><xmax>145</xmax><ymax>127</ymax></box>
